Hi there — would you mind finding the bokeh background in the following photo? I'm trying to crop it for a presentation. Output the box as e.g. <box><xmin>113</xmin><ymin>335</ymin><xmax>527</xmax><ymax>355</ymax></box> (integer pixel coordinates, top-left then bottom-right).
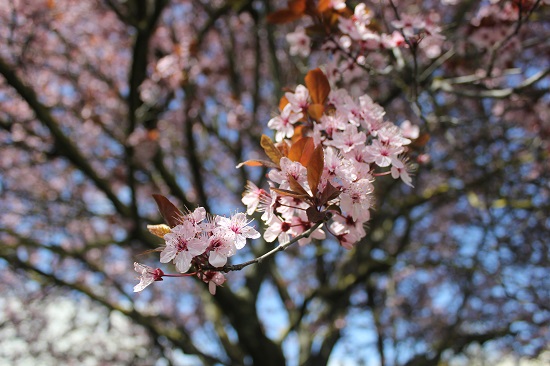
<box><xmin>1</xmin><ymin>0</ymin><xmax>549</xmax><ymax>365</ymax></box>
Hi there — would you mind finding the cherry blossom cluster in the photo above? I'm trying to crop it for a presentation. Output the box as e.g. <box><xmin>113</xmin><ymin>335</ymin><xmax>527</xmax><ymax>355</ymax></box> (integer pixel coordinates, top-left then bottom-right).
<box><xmin>243</xmin><ymin>70</ymin><xmax>417</xmax><ymax>250</ymax></box>
<box><xmin>284</xmin><ymin>1</ymin><xmax>445</xmax><ymax>76</ymax></box>
<box><xmin>134</xmin><ymin>206</ymin><xmax>260</xmax><ymax>294</ymax></box>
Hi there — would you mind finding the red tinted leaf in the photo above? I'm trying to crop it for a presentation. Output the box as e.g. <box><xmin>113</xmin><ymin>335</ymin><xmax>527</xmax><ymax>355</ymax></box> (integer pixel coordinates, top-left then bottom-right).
<box><xmin>305</xmin><ymin>68</ymin><xmax>330</xmax><ymax>105</ymax></box>
<box><xmin>279</xmin><ymin>95</ymin><xmax>289</xmax><ymax>111</ymax></box>
<box><xmin>306</xmin><ymin>144</ymin><xmax>324</xmax><ymax>196</ymax></box>
<box><xmin>271</xmin><ymin>187</ymin><xmax>310</xmax><ymax>199</ymax></box>
<box><xmin>306</xmin><ymin>206</ymin><xmax>326</xmax><ymax>223</ymax></box>
<box><xmin>319</xmin><ymin>181</ymin><xmax>341</xmax><ymax>205</ymax></box>
<box><xmin>267</xmin><ymin>9</ymin><xmax>303</xmax><ymax>24</ymax></box>
<box><xmin>299</xmin><ymin>137</ymin><xmax>315</xmax><ymax>166</ymax></box>
<box><xmin>411</xmin><ymin>133</ymin><xmax>430</xmax><ymax>148</ymax></box>
<box><xmin>287</xmin><ymin>175</ymin><xmax>310</xmax><ymax>197</ymax></box>
<box><xmin>317</xmin><ymin>0</ymin><xmax>331</xmax><ymax>13</ymax></box>
<box><xmin>152</xmin><ymin>194</ymin><xmax>184</xmax><ymax>228</ymax></box>
<box><xmin>288</xmin><ymin>0</ymin><xmax>307</xmax><ymax>14</ymax></box>
<box><xmin>288</xmin><ymin>136</ymin><xmax>310</xmax><ymax>162</ymax></box>
<box><xmin>261</xmin><ymin>134</ymin><xmax>283</xmax><ymax>165</ymax></box>
<box><xmin>307</xmin><ymin>103</ymin><xmax>325</xmax><ymax>121</ymax></box>
<box><xmin>236</xmin><ymin>159</ymin><xmax>279</xmax><ymax>169</ymax></box>
<box><xmin>291</xmin><ymin>125</ymin><xmax>307</xmax><ymax>143</ymax></box>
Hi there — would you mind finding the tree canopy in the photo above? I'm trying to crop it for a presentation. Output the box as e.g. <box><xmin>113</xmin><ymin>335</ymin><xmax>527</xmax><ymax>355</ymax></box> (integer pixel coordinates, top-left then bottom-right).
<box><xmin>0</xmin><ymin>1</ymin><xmax>548</xmax><ymax>365</ymax></box>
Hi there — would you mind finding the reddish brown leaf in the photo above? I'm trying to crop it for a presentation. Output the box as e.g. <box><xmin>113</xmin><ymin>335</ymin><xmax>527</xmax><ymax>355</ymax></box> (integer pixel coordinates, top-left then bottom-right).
<box><xmin>278</xmin><ymin>140</ymin><xmax>290</xmax><ymax>157</ymax></box>
<box><xmin>271</xmin><ymin>187</ymin><xmax>310</xmax><ymax>199</ymax></box>
<box><xmin>307</xmin><ymin>103</ymin><xmax>325</xmax><ymax>121</ymax></box>
<box><xmin>299</xmin><ymin>137</ymin><xmax>315</xmax><ymax>166</ymax></box>
<box><xmin>267</xmin><ymin>9</ymin><xmax>303</xmax><ymax>24</ymax></box>
<box><xmin>288</xmin><ymin>136</ymin><xmax>309</xmax><ymax>162</ymax></box>
<box><xmin>306</xmin><ymin>206</ymin><xmax>326</xmax><ymax>223</ymax></box>
<box><xmin>305</xmin><ymin>68</ymin><xmax>330</xmax><ymax>105</ymax></box>
<box><xmin>291</xmin><ymin>125</ymin><xmax>307</xmax><ymax>143</ymax></box>
<box><xmin>319</xmin><ymin>182</ymin><xmax>341</xmax><ymax>206</ymax></box>
<box><xmin>305</xmin><ymin>24</ymin><xmax>327</xmax><ymax>37</ymax></box>
<box><xmin>287</xmin><ymin>175</ymin><xmax>310</xmax><ymax>197</ymax></box>
<box><xmin>279</xmin><ymin>95</ymin><xmax>289</xmax><ymax>111</ymax></box>
<box><xmin>261</xmin><ymin>134</ymin><xmax>283</xmax><ymax>166</ymax></box>
<box><xmin>152</xmin><ymin>194</ymin><xmax>184</xmax><ymax>228</ymax></box>
<box><xmin>288</xmin><ymin>0</ymin><xmax>307</xmax><ymax>14</ymax></box>
<box><xmin>411</xmin><ymin>133</ymin><xmax>430</xmax><ymax>148</ymax></box>
<box><xmin>306</xmin><ymin>144</ymin><xmax>324</xmax><ymax>196</ymax></box>
<box><xmin>317</xmin><ymin>0</ymin><xmax>331</xmax><ymax>13</ymax></box>
<box><xmin>236</xmin><ymin>159</ymin><xmax>279</xmax><ymax>169</ymax></box>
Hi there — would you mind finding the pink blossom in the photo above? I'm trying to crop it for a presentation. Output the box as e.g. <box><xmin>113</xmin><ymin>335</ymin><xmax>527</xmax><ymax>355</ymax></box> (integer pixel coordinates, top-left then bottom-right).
<box><xmin>242</xmin><ymin>181</ymin><xmax>267</xmax><ymax>215</ymax></box>
<box><xmin>391</xmin><ymin>162</ymin><xmax>414</xmax><ymax>188</ymax></box>
<box><xmin>208</xmin><ymin>272</ymin><xmax>226</xmax><ymax>295</ymax></box>
<box><xmin>268</xmin><ymin>157</ymin><xmax>308</xmax><ymax>191</ymax></box>
<box><xmin>263</xmin><ymin>216</ymin><xmax>292</xmax><ymax>244</ymax></box>
<box><xmin>161</xmin><ymin>222</ymin><xmax>208</xmax><ymax>273</ymax></box>
<box><xmin>330</xmin><ymin>125</ymin><xmax>367</xmax><ymax>153</ymax></box>
<box><xmin>133</xmin><ymin>262</ymin><xmax>164</xmax><ymax>292</ymax></box>
<box><xmin>400</xmin><ymin>120</ymin><xmax>419</xmax><ymax>140</ymax></box>
<box><xmin>364</xmin><ymin>139</ymin><xmax>404</xmax><ymax>168</ymax></box>
<box><xmin>286</xmin><ymin>27</ymin><xmax>311</xmax><ymax>57</ymax></box>
<box><xmin>207</xmin><ymin>231</ymin><xmax>236</xmax><ymax>267</ymax></box>
<box><xmin>340</xmin><ymin>178</ymin><xmax>374</xmax><ymax>221</ymax></box>
<box><xmin>268</xmin><ymin>104</ymin><xmax>303</xmax><ymax>142</ymax></box>
<box><xmin>215</xmin><ymin>213</ymin><xmax>260</xmax><ymax>249</ymax></box>
<box><xmin>285</xmin><ymin>85</ymin><xmax>310</xmax><ymax>113</ymax></box>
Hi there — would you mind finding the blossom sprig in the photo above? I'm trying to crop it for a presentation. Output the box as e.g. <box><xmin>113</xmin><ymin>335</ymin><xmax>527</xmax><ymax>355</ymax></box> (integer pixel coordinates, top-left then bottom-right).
<box><xmin>239</xmin><ymin>68</ymin><xmax>416</xmax><ymax>249</ymax></box>
<box><xmin>133</xmin><ymin>194</ymin><xmax>260</xmax><ymax>294</ymax></box>
<box><xmin>134</xmin><ymin>196</ymin><xmax>328</xmax><ymax>294</ymax></box>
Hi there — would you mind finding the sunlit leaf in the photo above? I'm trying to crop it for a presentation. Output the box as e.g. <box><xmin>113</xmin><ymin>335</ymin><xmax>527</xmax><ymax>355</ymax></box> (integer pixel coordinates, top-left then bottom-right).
<box><xmin>261</xmin><ymin>134</ymin><xmax>283</xmax><ymax>165</ymax></box>
<box><xmin>299</xmin><ymin>137</ymin><xmax>315</xmax><ymax>166</ymax></box>
<box><xmin>307</xmin><ymin>103</ymin><xmax>325</xmax><ymax>121</ymax></box>
<box><xmin>147</xmin><ymin>224</ymin><xmax>171</xmax><ymax>238</ymax></box>
<box><xmin>305</xmin><ymin>68</ymin><xmax>330</xmax><ymax>105</ymax></box>
<box><xmin>236</xmin><ymin>159</ymin><xmax>279</xmax><ymax>169</ymax></box>
<box><xmin>306</xmin><ymin>144</ymin><xmax>324</xmax><ymax>196</ymax></box>
<box><xmin>291</xmin><ymin>125</ymin><xmax>307</xmax><ymax>143</ymax></box>
<box><xmin>271</xmin><ymin>187</ymin><xmax>310</xmax><ymax>199</ymax></box>
<box><xmin>288</xmin><ymin>136</ymin><xmax>311</xmax><ymax>162</ymax></box>
<box><xmin>279</xmin><ymin>95</ymin><xmax>289</xmax><ymax>111</ymax></box>
<box><xmin>287</xmin><ymin>175</ymin><xmax>310</xmax><ymax>197</ymax></box>
<box><xmin>317</xmin><ymin>0</ymin><xmax>331</xmax><ymax>13</ymax></box>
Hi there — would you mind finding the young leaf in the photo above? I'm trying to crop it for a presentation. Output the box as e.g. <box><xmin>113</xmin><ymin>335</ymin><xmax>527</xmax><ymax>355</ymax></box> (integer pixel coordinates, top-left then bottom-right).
<box><xmin>317</xmin><ymin>0</ymin><xmax>331</xmax><ymax>13</ymax></box>
<box><xmin>271</xmin><ymin>187</ymin><xmax>310</xmax><ymax>199</ymax></box>
<box><xmin>288</xmin><ymin>0</ymin><xmax>306</xmax><ymax>14</ymax></box>
<box><xmin>288</xmin><ymin>136</ymin><xmax>311</xmax><ymax>162</ymax></box>
<box><xmin>147</xmin><ymin>224</ymin><xmax>171</xmax><ymax>238</ymax></box>
<box><xmin>306</xmin><ymin>206</ymin><xmax>326</xmax><ymax>223</ymax></box>
<box><xmin>236</xmin><ymin>159</ymin><xmax>279</xmax><ymax>169</ymax></box>
<box><xmin>261</xmin><ymin>134</ymin><xmax>283</xmax><ymax>166</ymax></box>
<box><xmin>152</xmin><ymin>194</ymin><xmax>184</xmax><ymax>228</ymax></box>
<box><xmin>279</xmin><ymin>95</ymin><xmax>289</xmax><ymax>111</ymax></box>
<box><xmin>306</xmin><ymin>144</ymin><xmax>324</xmax><ymax>197</ymax></box>
<box><xmin>266</xmin><ymin>9</ymin><xmax>303</xmax><ymax>24</ymax></box>
<box><xmin>287</xmin><ymin>175</ymin><xmax>310</xmax><ymax>197</ymax></box>
<box><xmin>307</xmin><ymin>103</ymin><xmax>325</xmax><ymax>121</ymax></box>
<box><xmin>319</xmin><ymin>181</ymin><xmax>341</xmax><ymax>206</ymax></box>
<box><xmin>305</xmin><ymin>68</ymin><xmax>330</xmax><ymax>105</ymax></box>
<box><xmin>299</xmin><ymin>137</ymin><xmax>315</xmax><ymax>167</ymax></box>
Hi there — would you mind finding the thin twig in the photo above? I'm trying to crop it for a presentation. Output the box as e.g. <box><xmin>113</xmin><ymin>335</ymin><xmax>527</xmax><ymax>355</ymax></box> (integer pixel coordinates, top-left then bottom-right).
<box><xmin>206</xmin><ymin>219</ymin><xmax>326</xmax><ymax>272</ymax></box>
